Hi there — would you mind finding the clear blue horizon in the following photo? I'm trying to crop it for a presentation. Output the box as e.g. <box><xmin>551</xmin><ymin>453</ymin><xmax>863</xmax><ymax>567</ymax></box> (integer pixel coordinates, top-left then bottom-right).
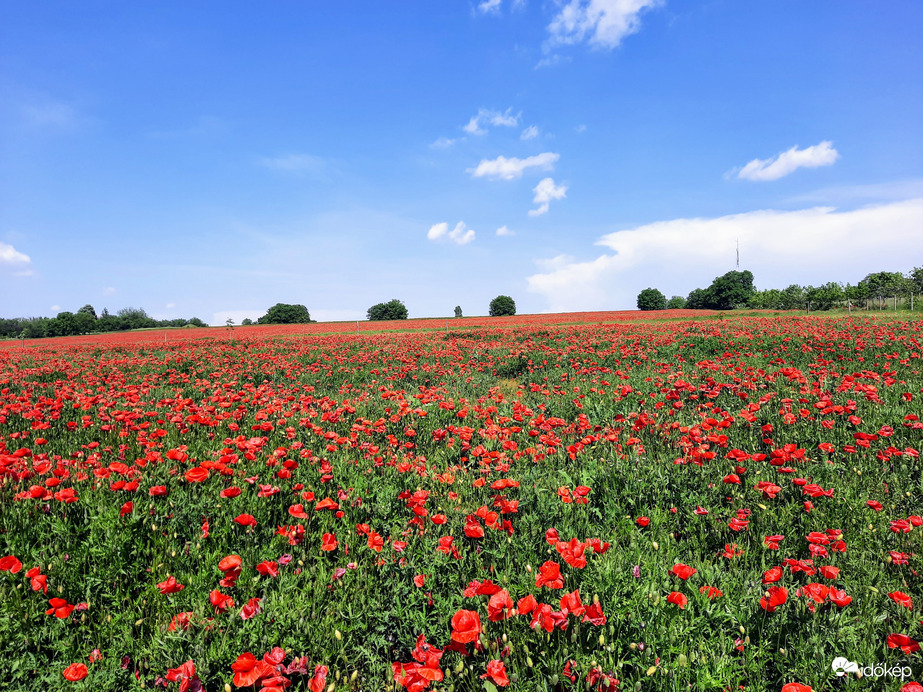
<box><xmin>2</xmin><ymin>1</ymin><xmax>922</xmax><ymax>324</ymax></box>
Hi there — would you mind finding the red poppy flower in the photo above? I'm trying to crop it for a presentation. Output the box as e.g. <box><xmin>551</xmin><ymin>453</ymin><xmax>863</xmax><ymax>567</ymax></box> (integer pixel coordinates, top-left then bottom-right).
<box><xmin>0</xmin><ymin>555</ymin><xmax>22</xmax><ymax>573</ymax></box>
<box><xmin>666</xmin><ymin>592</ymin><xmax>687</xmax><ymax>609</ymax></box>
<box><xmin>47</xmin><ymin>598</ymin><xmax>74</xmax><ymax>619</ymax></box>
<box><xmin>889</xmin><ymin>591</ymin><xmax>913</xmax><ymax>609</ymax></box>
<box><xmin>231</xmin><ymin>652</ymin><xmax>273</xmax><ymax>687</ymax></box>
<box><xmin>635</xmin><ymin>516</ymin><xmax>650</xmax><ymax>527</ymax></box>
<box><xmin>480</xmin><ymin>660</ymin><xmax>509</xmax><ymax>686</ymax></box>
<box><xmin>209</xmin><ymin>589</ymin><xmax>234</xmax><ymax>613</ymax></box>
<box><xmin>413</xmin><ymin>574</ymin><xmax>426</xmax><ymax>588</ymax></box>
<box><xmin>255</xmin><ymin>560</ymin><xmax>278</xmax><ymax>577</ymax></box>
<box><xmin>670</xmin><ymin>563</ymin><xmax>696</xmax><ymax>580</ymax></box>
<box><xmin>760</xmin><ymin>586</ymin><xmax>788</xmax><ymax>613</ymax></box>
<box><xmin>119</xmin><ymin>501</ymin><xmax>133</xmax><ymax>517</ymax></box>
<box><xmin>700</xmin><ymin>585</ymin><xmax>723</xmax><ymax>599</ymax></box>
<box><xmin>367</xmin><ymin>531</ymin><xmax>384</xmax><ymax>552</ymax></box>
<box><xmin>450</xmin><ymin>609</ymin><xmax>481</xmax><ymax>643</ymax></box>
<box><xmin>321</xmin><ymin>533</ymin><xmax>338</xmax><ymax>552</ymax></box>
<box><xmin>535</xmin><ymin>561</ymin><xmax>564</xmax><ymax>589</ymax></box>
<box><xmin>233</xmin><ymin>513</ymin><xmax>257</xmax><ymax>527</ymax></box>
<box><xmin>157</xmin><ymin>575</ymin><xmax>185</xmax><ymax>595</ymax></box>
<box><xmin>240</xmin><ymin>597</ymin><xmax>262</xmax><ymax>620</ymax></box>
<box><xmin>218</xmin><ymin>555</ymin><xmax>242</xmax><ymax>572</ymax></box>
<box><xmin>315</xmin><ymin>497</ymin><xmax>339</xmax><ymax>511</ymax></box>
<box><xmin>780</xmin><ymin>685</ymin><xmax>812</xmax><ymax>692</ymax></box>
<box><xmin>517</xmin><ymin>594</ymin><xmax>537</xmax><ymax>615</ymax></box>
<box><xmin>149</xmin><ymin>485</ymin><xmax>168</xmax><ymax>497</ymax></box>
<box><xmin>487</xmin><ymin>590</ymin><xmax>515</xmax><ymax>622</ymax></box>
<box><xmin>559</xmin><ymin>589</ymin><xmax>585</xmax><ymax>618</ymax></box>
<box><xmin>817</xmin><ymin>565</ymin><xmax>840</xmax><ymax>580</ymax></box>
<box><xmin>866</xmin><ymin>500</ymin><xmax>883</xmax><ymax>511</ymax></box>
<box><xmin>288</xmin><ymin>503</ymin><xmax>308</xmax><ymax>518</ymax></box>
<box><xmin>308</xmin><ymin>664</ymin><xmax>328</xmax><ymax>692</ymax></box>
<box><xmin>62</xmin><ymin>663</ymin><xmax>88</xmax><ymax>681</ymax></box>
<box><xmin>220</xmin><ymin>486</ymin><xmax>241</xmax><ymax>498</ymax></box>
<box><xmin>184</xmin><ymin>467</ymin><xmax>209</xmax><ymax>483</ymax></box>
<box><xmin>828</xmin><ymin>588</ymin><xmax>851</xmax><ymax>607</ymax></box>
<box><xmin>887</xmin><ymin>633</ymin><xmax>921</xmax><ymax>654</ymax></box>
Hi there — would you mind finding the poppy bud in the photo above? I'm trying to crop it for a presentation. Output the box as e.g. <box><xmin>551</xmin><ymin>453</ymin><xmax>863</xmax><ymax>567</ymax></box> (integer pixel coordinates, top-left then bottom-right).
<box><xmin>326</xmin><ymin>683</ymin><xmax>335</xmax><ymax>692</ymax></box>
<box><xmin>739</xmin><ymin>626</ymin><xmax>745</xmax><ymax>634</ymax></box>
<box><xmin>630</xmin><ymin>642</ymin><xmax>637</xmax><ymax>650</ymax></box>
<box><xmin>135</xmin><ymin>618</ymin><xmax>143</xmax><ymax>626</ymax></box>
<box><xmin>646</xmin><ymin>666</ymin><xmax>657</xmax><ymax>676</ymax></box>
<box><xmin>526</xmin><ymin>657</ymin><xmax>533</xmax><ymax>667</ymax></box>
<box><xmin>652</xmin><ymin>541</ymin><xmax>659</xmax><ymax>551</ymax></box>
<box><xmin>225</xmin><ymin>685</ymin><xmax>232</xmax><ymax>692</ymax></box>
<box><xmin>525</xmin><ymin>564</ymin><xmax>532</xmax><ymax>573</ymax></box>
<box><xmin>502</xmin><ymin>633</ymin><xmax>507</xmax><ymax>643</ymax></box>
<box><xmin>152</xmin><ymin>524</ymin><xmax>157</xmax><ymax>531</ymax></box>
<box><xmin>455</xmin><ymin>660</ymin><xmax>464</xmax><ymax>673</ymax></box>
<box><xmin>779</xmin><ymin>648</ymin><xmax>787</xmax><ymax>656</ymax></box>
<box><xmin>599</xmin><ymin>634</ymin><xmax>606</xmax><ymax>646</ymax></box>
<box><xmin>677</xmin><ymin>654</ymin><xmax>688</xmax><ymax>667</ymax></box>
<box><xmin>351</xmin><ymin>671</ymin><xmax>358</xmax><ymax>682</ymax></box>
<box><xmin>334</xmin><ymin>629</ymin><xmax>342</xmax><ymax>640</ymax></box>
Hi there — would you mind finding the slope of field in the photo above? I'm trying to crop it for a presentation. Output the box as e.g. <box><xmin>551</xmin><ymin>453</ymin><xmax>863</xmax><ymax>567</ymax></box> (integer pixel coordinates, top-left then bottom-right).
<box><xmin>0</xmin><ymin>315</ymin><xmax>920</xmax><ymax>691</ymax></box>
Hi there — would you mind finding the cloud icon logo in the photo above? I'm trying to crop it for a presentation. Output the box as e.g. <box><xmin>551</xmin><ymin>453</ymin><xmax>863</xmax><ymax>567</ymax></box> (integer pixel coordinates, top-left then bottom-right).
<box><xmin>831</xmin><ymin>657</ymin><xmax>859</xmax><ymax>676</ymax></box>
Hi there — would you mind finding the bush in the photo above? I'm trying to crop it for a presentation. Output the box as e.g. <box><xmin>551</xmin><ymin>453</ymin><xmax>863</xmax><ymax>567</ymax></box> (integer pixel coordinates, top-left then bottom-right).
<box><xmin>666</xmin><ymin>295</ymin><xmax>687</xmax><ymax>309</ymax></box>
<box><xmin>367</xmin><ymin>299</ymin><xmax>408</xmax><ymax>321</ymax></box>
<box><xmin>258</xmin><ymin>304</ymin><xmax>311</xmax><ymax>324</ymax></box>
<box><xmin>489</xmin><ymin>295</ymin><xmax>516</xmax><ymax>317</ymax></box>
<box><xmin>637</xmin><ymin>288</ymin><xmax>667</xmax><ymax>311</ymax></box>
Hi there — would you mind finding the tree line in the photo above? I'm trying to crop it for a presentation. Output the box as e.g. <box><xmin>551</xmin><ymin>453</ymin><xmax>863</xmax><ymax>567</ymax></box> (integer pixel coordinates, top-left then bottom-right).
<box><xmin>0</xmin><ymin>305</ymin><xmax>206</xmax><ymax>340</ymax></box>
<box><xmin>638</xmin><ymin>266</ymin><xmax>923</xmax><ymax>312</ymax></box>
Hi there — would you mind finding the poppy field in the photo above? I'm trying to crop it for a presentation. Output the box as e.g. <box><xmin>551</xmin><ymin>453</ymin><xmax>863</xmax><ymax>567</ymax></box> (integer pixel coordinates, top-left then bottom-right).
<box><xmin>0</xmin><ymin>314</ymin><xmax>921</xmax><ymax>691</ymax></box>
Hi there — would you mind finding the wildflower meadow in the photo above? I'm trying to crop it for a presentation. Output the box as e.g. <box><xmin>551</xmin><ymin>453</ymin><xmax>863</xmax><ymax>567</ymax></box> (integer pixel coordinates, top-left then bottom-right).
<box><xmin>1</xmin><ymin>313</ymin><xmax>921</xmax><ymax>691</ymax></box>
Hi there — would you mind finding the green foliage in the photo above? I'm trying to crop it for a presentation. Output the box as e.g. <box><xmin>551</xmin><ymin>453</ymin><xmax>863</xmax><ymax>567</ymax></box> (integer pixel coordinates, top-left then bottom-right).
<box><xmin>805</xmin><ymin>282</ymin><xmax>844</xmax><ymax>310</ymax></box>
<box><xmin>685</xmin><ymin>287</ymin><xmax>711</xmax><ymax>310</ymax></box>
<box><xmin>687</xmin><ymin>271</ymin><xmax>755</xmax><ymax>310</ymax></box>
<box><xmin>666</xmin><ymin>295</ymin><xmax>686</xmax><ymax>309</ymax></box>
<box><xmin>77</xmin><ymin>304</ymin><xmax>97</xmax><ymax>319</ymax></box>
<box><xmin>488</xmin><ymin>295</ymin><xmax>516</xmax><ymax>317</ymax></box>
<box><xmin>258</xmin><ymin>303</ymin><xmax>312</xmax><ymax>324</ymax></box>
<box><xmin>636</xmin><ymin>288</ymin><xmax>667</xmax><ymax>311</ymax></box>
<box><xmin>454</xmin><ymin>306</ymin><xmax>463</xmax><ymax>318</ymax></box>
<box><xmin>367</xmin><ymin>299</ymin><xmax>408</xmax><ymax>321</ymax></box>
<box><xmin>241</xmin><ymin>318</ymin><xmax>253</xmax><ymax>326</ymax></box>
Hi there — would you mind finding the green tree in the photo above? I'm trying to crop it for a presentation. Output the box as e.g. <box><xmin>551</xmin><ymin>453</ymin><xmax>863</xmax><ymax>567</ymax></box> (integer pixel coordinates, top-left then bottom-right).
<box><xmin>117</xmin><ymin>307</ymin><xmax>154</xmax><ymax>330</ymax></box>
<box><xmin>909</xmin><ymin>266</ymin><xmax>923</xmax><ymax>293</ymax></box>
<box><xmin>258</xmin><ymin>303</ymin><xmax>311</xmax><ymax>324</ymax></box>
<box><xmin>488</xmin><ymin>295</ymin><xmax>516</xmax><ymax>317</ymax></box>
<box><xmin>707</xmin><ymin>270</ymin><xmax>755</xmax><ymax>310</ymax></box>
<box><xmin>666</xmin><ymin>296</ymin><xmax>687</xmax><ymax>309</ymax></box>
<box><xmin>636</xmin><ymin>288</ymin><xmax>667</xmax><ymax>311</ymax></box>
<box><xmin>367</xmin><ymin>299</ymin><xmax>408</xmax><ymax>321</ymax></box>
<box><xmin>454</xmin><ymin>306</ymin><xmax>463</xmax><ymax>318</ymax></box>
<box><xmin>241</xmin><ymin>318</ymin><xmax>253</xmax><ymax>326</ymax></box>
<box><xmin>686</xmin><ymin>288</ymin><xmax>710</xmax><ymax>309</ymax></box>
<box><xmin>805</xmin><ymin>282</ymin><xmax>844</xmax><ymax>310</ymax></box>
<box><xmin>779</xmin><ymin>285</ymin><xmax>806</xmax><ymax>310</ymax></box>
<box><xmin>77</xmin><ymin>304</ymin><xmax>97</xmax><ymax>319</ymax></box>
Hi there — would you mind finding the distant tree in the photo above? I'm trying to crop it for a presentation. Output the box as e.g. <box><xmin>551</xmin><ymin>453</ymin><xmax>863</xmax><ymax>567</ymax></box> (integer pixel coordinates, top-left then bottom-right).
<box><xmin>117</xmin><ymin>307</ymin><xmax>154</xmax><ymax>330</ymax></box>
<box><xmin>225</xmin><ymin>318</ymin><xmax>235</xmax><ymax>328</ymax></box>
<box><xmin>258</xmin><ymin>303</ymin><xmax>311</xmax><ymax>324</ymax></box>
<box><xmin>77</xmin><ymin>304</ymin><xmax>97</xmax><ymax>319</ymax></box>
<box><xmin>489</xmin><ymin>295</ymin><xmax>516</xmax><ymax>317</ymax></box>
<box><xmin>46</xmin><ymin>312</ymin><xmax>79</xmax><ymax>337</ymax></box>
<box><xmin>241</xmin><ymin>318</ymin><xmax>253</xmax><ymax>326</ymax></box>
<box><xmin>666</xmin><ymin>296</ymin><xmax>687</xmax><ymax>309</ymax></box>
<box><xmin>188</xmin><ymin>317</ymin><xmax>206</xmax><ymax>327</ymax></box>
<box><xmin>707</xmin><ymin>270</ymin><xmax>755</xmax><ymax>310</ymax></box>
<box><xmin>686</xmin><ymin>288</ymin><xmax>710</xmax><ymax>310</ymax></box>
<box><xmin>778</xmin><ymin>284</ymin><xmax>806</xmax><ymax>310</ymax></box>
<box><xmin>637</xmin><ymin>288</ymin><xmax>667</xmax><ymax>311</ymax></box>
<box><xmin>454</xmin><ymin>306</ymin><xmax>463</xmax><ymax>318</ymax></box>
<box><xmin>909</xmin><ymin>266</ymin><xmax>923</xmax><ymax>293</ymax></box>
<box><xmin>805</xmin><ymin>282</ymin><xmax>844</xmax><ymax>310</ymax></box>
<box><xmin>367</xmin><ymin>299</ymin><xmax>408</xmax><ymax>321</ymax></box>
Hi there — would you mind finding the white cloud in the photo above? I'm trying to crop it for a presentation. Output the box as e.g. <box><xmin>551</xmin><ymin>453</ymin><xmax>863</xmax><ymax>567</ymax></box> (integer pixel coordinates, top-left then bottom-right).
<box><xmin>547</xmin><ymin>0</ymin><xmax>663</xmax><ymax>49</ymax></box>
<box><xmin>431</xmin><ymin>136</ymin><xmax>459</xmax><ymax>149</ymax></box>
<box><xmin>427</xmin><ymin>221</ymin><xmax>476</xmax><ymax>245</ymax></box>
<box><xmin>529</xmin><ymin>177</ymin><xmax>567</xmax><ymax>216</ymax></box>
<box><xmin>477</xmin><ymin>0</ymin><xmax>503</xmax><ymax>14</ymax></box>
<box><xmin>259</xmin><ymin>153</ymin><xmax>326</xmax><ymax>174</ymax></box>
<box><xmin>468</xmin><ymin>152</ymin><xmax>559</xmax><ymax>180</ymax></box>
<box><xmin>463</xmin><ymin>108</ymin><xmax>520</xmax><ymax>136</ymax></box>
<box><xmin>496</xmin><ymin>225</ymin><xmax>515</xmax><ymax>236</ymax></box>
<box><xmin>166</xmin><ymin>302</ymin><xmax>176</xmax><ymax>309</ymax></box>
<box><xmin>102</xmin><ymin>286</ymin><xmax>116</xmax><ymax>296</ymax></box>
<box><xmin>734</xmin><ymin>141</ymin><xmax>839</xmax><ymax>182</ymax></box>
<box><xmin>521</xmin><ymin>125</ymin><xmax>540</xmax><ymax>140</ymax></box>
<box><xmin>0</xmin><ymin>241</ymin><xmax>31</xmax><ymax>270</ymax></box>
<box><xmin>50</xmin><ymin>305</ymin><xmax>62</xmax><ymax>313</ymax></box>
<box><xmin>527</xmin><ymin>198</ymin><xmax>923</xmax><ymax>312</ymax></box>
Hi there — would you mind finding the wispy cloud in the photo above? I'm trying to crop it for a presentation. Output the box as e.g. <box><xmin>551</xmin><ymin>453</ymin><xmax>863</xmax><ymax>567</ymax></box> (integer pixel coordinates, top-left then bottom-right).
<box><xmin>427</xmin><ymin>221</ymin><xmax>476</xmax><ymax>245</ymax></box>
<box><xmin>259</xmin><ymin>153</ymin><xmax>327</xmax><ymax>175</ymax></box>
<box><xmin>527</xmin><ymin>198</ymin><xmax>923</xmax><ymax>312</ymax></box>
<box><xmin>148</xmin><ymin>115</ymin><xmax>229</xmax><ymax>139</ymax></box>
<box><xmin>477</xmin><ymin>0</ymin><xmax>503</xmax><ymax>15</ymax></box>
<box><xmin>529</xmin><ymin>177</ymin><xmax>567</xmax><ymax>216</ymax></box>
<box><xmin>496</xmin><ymin>225</ymin><xmax>515</xmax><ymax>236</ymax></box>
<box><xmin>463</xmin><ymin>108</ymin><xmax>520</xmax><ymax>136</ymax></box>
<box><xmin>520</xmin><ymin>125</ymin><xmax>540</xmax><ymax>140</ymax></box>
<box><xmin>546</xmin><ymin>0</ymin><xmax>663</xmax><ymax>50</ymax></box>
<box><xmin>430</xmin><ymin>136</ymin><xmax>460</xmax><ymax>149</ymax></box>
<box><xmin>733</xmin><ymin>141</ymin><xmax>839</xmax><ymax>182</ymax></box>
<box><xmin>468</xmin><ymin>152</ymin><xmax>559</xmax><ymax>180</ymax></box>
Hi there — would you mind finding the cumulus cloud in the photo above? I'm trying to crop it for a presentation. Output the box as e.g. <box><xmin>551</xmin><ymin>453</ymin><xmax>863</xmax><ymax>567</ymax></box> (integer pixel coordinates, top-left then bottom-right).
<box><xmin>0</xmin><ymin>241</ymin><xmax>31</xmax><ymax>266</ymax></box>
<box><xmin>527</xmin><ymin>198</ymin><xmax>923</xmax><ymax>312</ymax></box>
<box><xmin>547</xmin><ymin>0</ymin><xmax>663</xmax><ymax>49</ymax></box>
<box><xmin>463</xmin><ymin>108</ymin><xmax>520</xmax><ymax>136</ymax></box>
<box><xmin>496</xmin><ymin>225</ymin><xmax>515</xmax><ymax>236</ymax></box>
<box><xmin>468</xmin><ymin>152</ymin><xmax>559</xmax><ymax>180</ymax></box>
<box><xmin>428</xmin><ymin>221</ymin><xmax>476</xmax><ymax>245</ymax></box>
<box><xmin>529</xmin><ymin>177</ymin><xmax>567</xmax><ymax>216</ymax></box>
<box><xmin>477</xmin><ymin>0</ymin><xmax>503</xmax><ymax>14</ymax></box>
<box><xmin>734</xmin><ymin>141</ymin><xmax>839</xmax><ymax>181</ymax></box>
<box><xmin>520</xmin><ymin>125</ymin><xmax>540</xmax><ymax>140</ymax></box>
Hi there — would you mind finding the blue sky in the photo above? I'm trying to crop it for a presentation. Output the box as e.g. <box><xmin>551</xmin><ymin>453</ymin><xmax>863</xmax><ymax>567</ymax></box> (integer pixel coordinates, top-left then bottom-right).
<box><xmin>2</xmin><ymin>1</ymin><xmax>922</xmax><ymax>324</ymax></box>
